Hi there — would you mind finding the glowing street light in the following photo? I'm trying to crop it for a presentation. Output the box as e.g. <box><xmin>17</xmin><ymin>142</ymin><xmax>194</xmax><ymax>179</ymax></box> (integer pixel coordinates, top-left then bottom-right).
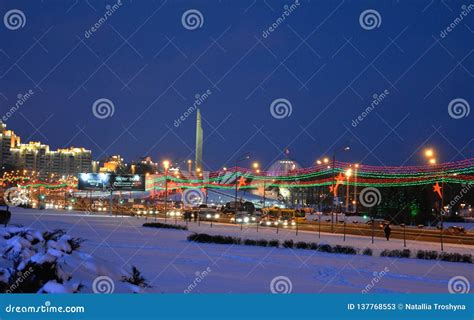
<box><xmin>163</xmin><ymin>160</ymin><xmax>170</xmax><ymax>222</ymax></box>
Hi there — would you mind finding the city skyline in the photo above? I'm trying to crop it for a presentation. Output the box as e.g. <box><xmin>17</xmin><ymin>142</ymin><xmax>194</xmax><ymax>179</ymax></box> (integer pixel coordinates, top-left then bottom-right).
<box><xmin>0</xmin><ymin>1</ymin><xmax>472</xmax><ymax>170</ymax></box>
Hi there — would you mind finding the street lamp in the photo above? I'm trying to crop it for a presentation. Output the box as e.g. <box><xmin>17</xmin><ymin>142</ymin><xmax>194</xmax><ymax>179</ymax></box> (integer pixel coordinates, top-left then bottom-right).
<box><xmin>163</xmin><ymin>160</ymin><xmax>170</xmax><ymax>222</ymax></box>
<box><xmin>234</xmin><ymin>154</ymin><xmax>250</xmax><ymax>212</ymax></box>
<box><xmin>423</xmin><ymin>148</ymin><xmax>444</xmax><ymax>251</ymax></box>
<box><xmin>343</xmin><ymin>168</ymin><xmax>352</xmax><ymax>241</ymax></box>
<box><xmin>331</xmin><ymin>146</ymin><xmax>351</xmax><ymax>232</ymax></box>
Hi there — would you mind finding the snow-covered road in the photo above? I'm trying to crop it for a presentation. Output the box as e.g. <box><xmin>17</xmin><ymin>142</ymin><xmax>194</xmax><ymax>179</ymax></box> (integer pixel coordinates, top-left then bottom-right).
<box><xmin>7</xmin><ymin>208</ymin><xmax>474</xmax><ymax>293</ymax></box>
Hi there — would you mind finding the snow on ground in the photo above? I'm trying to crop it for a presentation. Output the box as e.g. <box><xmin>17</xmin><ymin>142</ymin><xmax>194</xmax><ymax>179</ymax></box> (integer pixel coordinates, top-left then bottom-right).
<box><xmin>5</xmin><ymin>207</ymin><xmax>474</xmax><ymax>293</ymax></box>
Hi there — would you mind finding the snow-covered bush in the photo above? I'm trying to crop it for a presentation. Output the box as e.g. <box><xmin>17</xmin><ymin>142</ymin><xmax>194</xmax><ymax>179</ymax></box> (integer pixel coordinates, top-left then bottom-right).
<box><xmin>243</xmin><ymin>239</ymin><xmax>257</xmax><ymax>246</ymax></box>
<box><xmin>439</xmin><ymin>252</ymin><xmax>472</xmax><ymax>263</ymax></box>
<box><xmin>143</xmin><ymin>222</ymin><xmax>187</xmax><ymax>231</ymax></box>
<box><xmin>295</xmin><ymin>241</ymin><xmax>309</xmax><ymax>249</ymax></box>
<box><xmin>122</xmin><ymin>266</ymin><xmax>151</xmax><ymax>289</ymax></box>
<box><xmin>268</xmin><ymin>240</ymin><xmax>280</xmax><ymax>248</ymax></box>
<box><xmin>362</xmin><ymin>248</ymin><xmax>373</xmax><ymax>256</ymax></box>
<box><xmin>416</xmin><ymin>250</ymin><xmax>438</xmax><ymax>260</ymax></box>
<box><xmin>333</xmin><ymin>245</ymin><xmax>357</xmax><ymax>255</ymax></box>
<box><xmin>380</xmin><ymin>249</ymin><xmax>411</xmax><ymax>258</ymax></box>
<box><xmin>282</xmin><ymin>240</ymin><xmax>294</xmax><ymax>248</ymax></box>
<box><xmin>0</xmin><ymin>226</ymin><xmax>150</xmax><ymax>293</ymax></box>
<box><xmin>317</xmin><ymin>244</ymin><xmax>332</xmax><ymax>253</ymax></box>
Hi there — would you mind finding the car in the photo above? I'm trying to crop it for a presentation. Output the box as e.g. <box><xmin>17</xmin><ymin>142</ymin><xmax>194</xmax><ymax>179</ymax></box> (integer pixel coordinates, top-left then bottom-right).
<box><xmin>223</xmin><ymin>201</ymin><xmax>256</xmax><ymax>214</ymax></box>
<box><xmin>166</xmin><ymin>209</ymin><xmax>182</xmax><ymax>218</ymax></box>
<box><xmin>366</xmin><ymin>219</ymin><xmax>388</xmax><ymax>227</ymax></box>
<box><xmin>198</xmin><ymin>205</ymin><xmax>220</xmax><ymax>221</ymax></box>
<box><xmin>231</xmin><ymin>211</ymin><xmax>259</xmax><ymax>224</ymax></box>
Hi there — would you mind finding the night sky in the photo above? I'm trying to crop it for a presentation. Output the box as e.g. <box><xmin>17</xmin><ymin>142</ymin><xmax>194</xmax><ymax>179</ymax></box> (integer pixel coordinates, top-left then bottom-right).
<box><xmin>0</xmin><ymin>0</ymin><xmax>472</xmax><ymax>170</ymax></box>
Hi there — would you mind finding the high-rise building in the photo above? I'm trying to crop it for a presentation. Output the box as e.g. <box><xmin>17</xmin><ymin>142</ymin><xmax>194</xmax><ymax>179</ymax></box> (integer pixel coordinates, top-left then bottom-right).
<box><xmin>195</xmin><ymin>109</ymin><xmax>203</xmax><ymax>171</ymax></box>
<box><xmin>0</xmin><ymin>123</ymin><xmax>21</xmax><ymax>167</ymax></box>
<box><xmin>0</xmin><ymin>123</ymin><xmax>92</xmax><ymax>177</ymax></box>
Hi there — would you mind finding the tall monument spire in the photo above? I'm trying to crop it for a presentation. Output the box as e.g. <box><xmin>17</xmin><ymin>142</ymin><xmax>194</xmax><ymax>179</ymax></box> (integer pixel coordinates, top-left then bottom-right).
<box><xmin>195</xmin><ymin>109</ymin><xmax>203</xmax><ymax>171</ymax></box>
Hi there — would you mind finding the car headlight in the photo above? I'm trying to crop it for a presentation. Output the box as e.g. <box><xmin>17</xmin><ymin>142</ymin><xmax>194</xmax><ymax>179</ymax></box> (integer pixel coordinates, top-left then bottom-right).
<box><xmin>237</xmin><ymin>218</ymin><xmax>242</xmax><ymax>223</ymax></box>
<box><xmin>274</xmin><ymin>222</ymin><xmax>279</xmax><ymax>225</ymax></box>
<box><xmin>206</xmin><ymin>214</ymin><xmax>211</xmax><ymax>219</ymax></box>
<box><xmin>251</xmin><ymin>217</ymin><xmax>256</xmax><ymax>221</ymax></box>
<box><xmin>176</xmin><ymin>212</ymin><xmax>182</xmax><ymax>216</ymax></box>
<box><xmin>283</xmin><ymin>221</ymin><xmax>288</xmax><ymax>226</ymax></box>
<box><xmin>214</xmin><ymin>214</ymin><xmax>220</xmax><ymax>219</ymax></box>
<box><xmin>291</xmin><ymin>221</ymin><xmax>296</xmax><ymax>226</ymax></box>
<box><xmin>244</xmin><ymin>217</ymin><xmax>250</xmax><ymax>223</ymax></box>
<box><xmin>266</xmin><ymin>221</ymin><xmax>271</xmax><ymax>226</ymax></box>
<box><xmin>230</xmin><ymin>217</ymin><xmax>235</xmax><ymax>222</ymax></box>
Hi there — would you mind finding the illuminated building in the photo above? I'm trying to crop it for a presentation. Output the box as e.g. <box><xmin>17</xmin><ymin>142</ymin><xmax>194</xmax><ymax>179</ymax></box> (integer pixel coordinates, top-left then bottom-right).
<box><xmin>0</xmin><ymin>123</ymin><xmax>21</xmax><ymax>166</ymax></box>
<box><xmin>100</xmin><ymin>155</ymin><xmax>124</xmax><ymax>173</ymax></box>
<box><xmin>0</xmin><ymin>123</ymin><xmax>92</xmax><ymax>176</ymax></box>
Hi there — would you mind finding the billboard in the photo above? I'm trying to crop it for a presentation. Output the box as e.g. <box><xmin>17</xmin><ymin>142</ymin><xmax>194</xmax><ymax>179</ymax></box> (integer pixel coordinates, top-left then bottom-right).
<box><xmin>78</xmin><ymin>173</ymin><xmax>145</xmax><ymax>191</ymax></box>
<box><xmin>78</xmin><ymin>173</ymin><xmax>111</xmax><ymax>190</ymax></box>
<box><xmin>110</xmin><ymin>174</ymin><xmax>145</xmax><ymax>191</ymax></box>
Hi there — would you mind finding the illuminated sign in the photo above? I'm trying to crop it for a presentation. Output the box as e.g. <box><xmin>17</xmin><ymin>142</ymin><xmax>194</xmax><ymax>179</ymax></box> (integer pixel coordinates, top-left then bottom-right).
<box><xmin>78</xmin><ymin>173</ymin><xmax>111</xmax><ymax>190</ymax></box>
<box><xmin>78</xmin><ymin>173</ymin><xmax>145</xmax><ymax>191</ymax></box>
<box><xmin>110</xmin><ymin>174</ymin><xmax>145</xmax><ymax>191</ymax></box>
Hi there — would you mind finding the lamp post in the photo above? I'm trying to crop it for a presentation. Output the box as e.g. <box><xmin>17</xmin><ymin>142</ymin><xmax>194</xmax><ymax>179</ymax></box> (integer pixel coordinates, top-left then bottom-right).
<box><xmin>330</xmin><ymin>146</ymin><xmax>350</xmax><ymax>232</ymax></box>
<box><xmin>233</xmin><ymin>154</ymin><xmax>250</xmax><ymax>213</ymax></box>
<box><xmin>344</xmin><ymin>168</ymin><xmax>352</xmax><ymax>241</ymax></box>
<box><xmin>424</xmin><ymin>148</ymin><xmax>444</xmax><ymax>251</ymax></box>
<box><xmin>163</xmin><ymin>160</ymin><xmax>170</xmax><ymax>223</ymax></box>
<box><xmin>353</xmin><ymin>164</ymin><xmax>359</xmax><ymax>213</ymax></box>
<box><xmin>251</xmin><ymin>162</ymin><xmax>260</xmax><ymax>232</ymax></box>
